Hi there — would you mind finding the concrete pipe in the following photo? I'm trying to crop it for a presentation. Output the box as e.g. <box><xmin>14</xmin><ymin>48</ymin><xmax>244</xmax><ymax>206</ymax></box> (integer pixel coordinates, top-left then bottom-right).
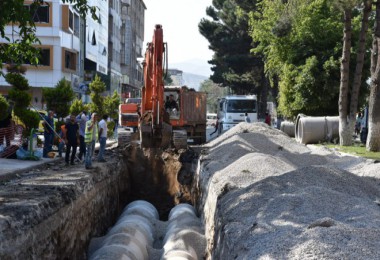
<box><xmin>280</xmin><ymin>121</ymin><xmax>295</xmax><ymax>137</ymax></box>
<box><xmin>110</xmin><ymin>214</ymin><xmax>154</xmax><ymax>245</ymax></box>
<box><xmin>120</xmin><ymin>200</ymin><xmax>159</xmax><ymax>221</ymax></box>
<box><xmin>168</xmin><ymin>203</ymin><xmax>196</xmax><ymax>220</ymax></box>
<box><xmin>100</xmin><ymin>233</ymin><xmax>148</xmax><ymax>260</ymax></box>
<box><xmin>295</xmin><ymin>113</ymin><xmax>306</xmax><ymax>142</ymax></box>
<box><xmin>297</xmin><ymin>116</ymin><xmax>339</xmax><ymax>144</ymax></box>
<box><xmin>90</xmin><ymin>244</ymin><xmax>144</xmax><ymax>260</ymax></box>
<box><xmin>161</xmin><ymin>247</ymin><xmax>198</xmax><ymax>260</ymax></box>
<box><xmin>162</xmin><ymin>204</ymin><xmax>204</xmax><ymax>259</ymax></box>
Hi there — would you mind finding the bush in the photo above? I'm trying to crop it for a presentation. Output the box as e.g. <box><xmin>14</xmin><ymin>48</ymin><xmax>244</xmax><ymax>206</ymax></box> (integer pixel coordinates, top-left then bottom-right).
<box><xmin>107</xmin><ymin>121</ymin><xmax>115</xmax><ymax>138</ymax></box>
<box><xmin>4</xmin><ymin>73</ymin><xmax>29</xmax><ymax>91</ymax></box>
<box><xmin>0</xmin><ymin>95</ymin><xmax>9</xmax><ymax>120</ymax></box>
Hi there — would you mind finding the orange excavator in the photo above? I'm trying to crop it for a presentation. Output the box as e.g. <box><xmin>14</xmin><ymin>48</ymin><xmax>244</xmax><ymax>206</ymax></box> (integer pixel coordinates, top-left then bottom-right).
<box><xmin>140</xmin><ymin>25</ymin><xmax>207</xmax><ymax>149</ymax></box>
<box><xmin>140</xmin><ymin>24</ymin><xmax>172</xmax><ymax>148</ymax></box>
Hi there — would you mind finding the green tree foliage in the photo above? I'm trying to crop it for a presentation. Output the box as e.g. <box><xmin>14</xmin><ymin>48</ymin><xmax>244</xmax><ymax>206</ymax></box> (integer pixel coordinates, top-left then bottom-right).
<box><xmin>199</xmin><ymin>79</ymin><xmax>228</xmax><ymax>113</ymax></box>
<box><xmin>199</xmin><ymin>0</ymin><xmax>265</xmax><ymax>95</ymax></box>
<box><xmin>88</xmin><ymin>75</ymin><xmax>106</xmax><ymax>117</ymax></box>
<box><xmin>250</xmin><ymin>0</ymin><xmax>369</xmax><ymax>119</ymax></box>
<box><xmin>0</xmin><ymin>95</ymin><xmax>10</xmax><ymax>120</ymax></box>
<box><xmin>69</xmin><ymin>99</ymin><xmax>89</xmax><ymax>116</ymax></box>
<box><xmin>5</xmin><ymin>71</ymin><xmax>39</xmax><ymax>135</ymax></box>
<box><xmin>42</xmin><ymin>78</ymin><xmax>75</xmax><ymax>118</ymax></box>
<box><xmin>0</xmin><ymin>0</ymin><xmax>97</xmax><ymax>74</ymax></box>
<box><xmin>104</xmin><ymin>90</ymin><xmax>120</xmax><ymax>120</ymax></box>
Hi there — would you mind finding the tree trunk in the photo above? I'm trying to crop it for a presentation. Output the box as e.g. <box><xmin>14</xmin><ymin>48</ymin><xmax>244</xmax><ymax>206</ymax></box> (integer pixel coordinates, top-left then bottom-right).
<box><xmin>348</xmin><ymin>0</ymin><xmax>372</xmax><ymax>143</ymax></box>
<box><xmin>339</xmin><ymin>9</ymin><xmax>353</xmax><ymax>146</ymax></box>
<box><xmin>367</xmin><ymin>2</ymin><xmax>380</xmax><ymax>152</ymax></box>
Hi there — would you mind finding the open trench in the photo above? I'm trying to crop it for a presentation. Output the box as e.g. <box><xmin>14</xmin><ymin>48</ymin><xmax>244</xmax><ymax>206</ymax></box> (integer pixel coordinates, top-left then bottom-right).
<box><xmin>95</xmin><ymin>143</ymin><xmax>207</xmax><ymax>259</ymax></box>
<box><xmin>0</xmin><ymin>139</ymin><xmax>206</xmax><ymax>259</ymax></box>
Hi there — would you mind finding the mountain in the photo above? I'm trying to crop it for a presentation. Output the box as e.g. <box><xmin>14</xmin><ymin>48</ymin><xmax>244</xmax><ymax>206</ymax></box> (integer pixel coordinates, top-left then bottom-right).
<box><xmin>170</xmin><ymin>59</ymin><xmax>212</xmax><ymax>77</ymax></box>
<box><xmin>169</xmin><ymin>59</ymin><xmax>211</xmax><ymax>90</ymax></box>
<box><xmin>181</xmin><ymin>72</ymin><xmax>208</xmax><ymax>91</ymax></box>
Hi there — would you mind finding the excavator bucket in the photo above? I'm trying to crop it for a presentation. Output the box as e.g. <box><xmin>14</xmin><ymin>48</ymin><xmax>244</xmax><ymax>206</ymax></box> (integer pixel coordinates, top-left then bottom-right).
<box><xmin>140</xmin><ymin>119</ymin><xmax>173</xmax><ymax>149</ymax></box>
<box><xmin>140</xmin><ymin>113</ymin><xmax>172</xmax><ymax>149</ymax></box>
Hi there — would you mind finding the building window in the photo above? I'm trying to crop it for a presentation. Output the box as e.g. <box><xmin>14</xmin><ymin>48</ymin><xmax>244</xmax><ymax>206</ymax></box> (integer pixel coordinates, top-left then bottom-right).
<box><xmin>63</xmin><ymin>49</ymin><xmax>77</xmax><ymax>72</ymax></box>
<box><xmin>69</xmin><ymin>10</ymin><xmax>74</xmax><ymax>31</ymax></box>
<box><xmin>24</xmin><ymin>4</ymin><xmax>50</xmax><ymax>24</ymax></box>
<box><xmin>39</xmin><ymin>48</ymin><xmax>51</xmax><ymax>66</ymax></box>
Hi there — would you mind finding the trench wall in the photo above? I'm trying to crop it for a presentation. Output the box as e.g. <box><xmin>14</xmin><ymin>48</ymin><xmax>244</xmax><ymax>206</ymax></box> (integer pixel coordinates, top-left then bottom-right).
<box><xmin>0</xmin><ymin>158</ymin><xmax>130</xmax><ymax>259</ymax></box>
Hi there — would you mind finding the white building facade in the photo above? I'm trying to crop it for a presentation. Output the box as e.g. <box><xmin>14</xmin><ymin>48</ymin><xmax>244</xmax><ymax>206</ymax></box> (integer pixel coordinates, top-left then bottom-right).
<box><xmin>0</xmin><ymin>0</ymin><xmax>145</xmax><ymax>107</ymax></box>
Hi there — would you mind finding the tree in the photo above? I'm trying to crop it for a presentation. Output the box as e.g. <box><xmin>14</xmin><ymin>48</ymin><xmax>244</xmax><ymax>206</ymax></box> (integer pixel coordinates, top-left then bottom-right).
<box><xmin>250</xmin><ymin>0</ymin><xmax>369</xmax><ymax>120</ymax></box>
<box><xmin>199</xmin><ymin>79</ymin><xmax>228</xmax><ymax>113</ymax></box>
<box><xmin>0</xmin><ymin>95</ymin><xmax>9</xmax><ymax>120</ymax></box>
<box><xmin>336</xmin><ymin>0</ymin><xmax>373</xmax><ymax>146</ymax></box>
<box><xmin>5</xmin><ymin>70</ymin><xmax>39</xmax><ymax>136</ymax></box>
<box><xmin>88</xmin><ymin>74</ymin><xmax>106</xmax><ymax>117</ymax></box>
<box><xmin>199</xmin><ymin>0</ymin><xmax>267</xmax><ymax>108</ymax></box>
<box><xmin>0</xmin><ymin>0</ymin><xmax>97</xmax><ymax>74</ymax></box>
<box><xmin>104</xmin><ymin>90</ymin><xmax>120</xmax><ymax>120</ymax></box>
<box><xmin>367</xmin><ymin>1</ymin><xmax>380</xmax><ymax>151</ymax></box>
<box><xmin>70</xmin><ymin>99</ymin><xmax>89</xmax><ymax>116</ymax></box>
<box><xmin>42</xmin><ymin>78</ymin><xmax>75</xmax><ymax>119</ymax></box>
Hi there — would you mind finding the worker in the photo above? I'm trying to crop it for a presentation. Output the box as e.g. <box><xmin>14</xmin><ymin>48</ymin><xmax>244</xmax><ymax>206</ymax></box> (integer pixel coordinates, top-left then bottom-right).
<box><xmin>64</xmin><ymin>114</ymin><xmax>80</xmax><ymax>166</ymax></box>
<box><xmin>210</xmin><ymin>117</ymin><xmax>219</xmax><ymax>136</ymax></box>
<box><xmin>97</xmin><ymin>114</ymin><xmax>108</xmax><ymax>163</ymax></box>
<box><xmin>245</xmin><ymin>113</ymin><xmax>251</xmax><ymax>123</ymax></box>
<box><xmin>265</xmin><ymin>112</ymin><xmax>271</xmax><ymax>126</ymax></box>
<box><xmin>165</xmin><ymin>94</ymin><xmax>179</xmax><ymax>111</ymax></box>
<box><xmin>84</xmin><ymin>113</ymin><xmax>98</xmax><ymax>170</ymax></box>
<box><xmin>57</xmin><ymin>118</ymin><xmax>69</xmax><ymax>158</ymax></box>
<box><xmin>76</xmin><ymin>111</ymin><xmax>88</xmax><ymax>161</ymax></box>
<box><xmin>42</xmin><ymin>110</ymin><xmax>55</xmax><ymax>158</ymax></box>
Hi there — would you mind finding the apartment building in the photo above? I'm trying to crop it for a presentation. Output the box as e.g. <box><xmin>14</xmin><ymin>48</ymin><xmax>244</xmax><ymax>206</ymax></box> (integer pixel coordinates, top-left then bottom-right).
<box><xmin>120</xmin><ymin>0</ymin><xmax>146</xmax><ymax>99</ymax></box>
<box><xmin>0</xmin><ymin>0</ymin><xmax>84</xmax><ymax>109</ymax></box>
<box><xmin>0</xmin><ymin>0</ymin><xmax>145</xmax><ymax>106</ymax></box>
<box><xmin>168</xmin><ymin>69</ymin><xmax>184</xmax><ymax>86</ymax></box>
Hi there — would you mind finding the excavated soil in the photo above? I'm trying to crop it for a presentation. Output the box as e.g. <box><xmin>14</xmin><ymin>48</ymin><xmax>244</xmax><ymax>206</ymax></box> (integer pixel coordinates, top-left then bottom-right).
<box><xmin>119</xmin><ymin>142</ymin><xmax>199</xmax><ymax>220</ymax></box>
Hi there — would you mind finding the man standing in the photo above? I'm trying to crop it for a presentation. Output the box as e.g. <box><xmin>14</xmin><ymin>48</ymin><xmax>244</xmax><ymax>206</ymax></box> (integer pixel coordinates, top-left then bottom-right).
<box><xmin>64</xmin><ymin>115</ymin><xmax>79</xmax><ymax>165</ymax></box>
<box><xmin>97</xmin><ymin>114</ymin><xmax>108</xmax><ymax>162</ymax></box>
<box><xmin>76</xmin><ymin>111</ymin><xmax>87</xmax><ymax>161</ymax></box>
<box><xmin>84</xmin><ymin>113</ymin><xmax>98</xmax><ymax>169</ymax></box>
<box><xmin>42</xmin><ymin>110</ymin><xmax>55</xmax><ymax>158</ymax></box>
<box><xmin>244</xmin><ymin>113</ymin><xmax>251</xmax><ymax>123</ymax></box>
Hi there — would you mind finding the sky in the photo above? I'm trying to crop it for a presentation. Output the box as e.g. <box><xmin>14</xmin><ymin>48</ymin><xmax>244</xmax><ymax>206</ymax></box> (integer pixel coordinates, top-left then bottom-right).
<box><xmin>143</xmin><ymin>0</ymin><xmax>214</xmax><ymax>77</ymax></box>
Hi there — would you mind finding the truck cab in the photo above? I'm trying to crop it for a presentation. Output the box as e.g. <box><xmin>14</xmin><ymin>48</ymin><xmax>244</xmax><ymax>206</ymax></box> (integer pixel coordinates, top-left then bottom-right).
<box><xmin>119</xmin><ymin>98</ymin><xmax>141</xmax><ymax>132</ymax></box>
<box><xmin>217</xmin><ymin>95</ymin><xmax>258</xmax><ymax>133</ymax></box>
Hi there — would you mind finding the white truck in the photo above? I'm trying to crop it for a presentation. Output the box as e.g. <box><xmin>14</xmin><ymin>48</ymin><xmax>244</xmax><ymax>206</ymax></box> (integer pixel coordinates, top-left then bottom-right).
<box><xmin>217</xmin><ymin>95</ymin><xmax>258</xmax><ymax>134</ymax></box>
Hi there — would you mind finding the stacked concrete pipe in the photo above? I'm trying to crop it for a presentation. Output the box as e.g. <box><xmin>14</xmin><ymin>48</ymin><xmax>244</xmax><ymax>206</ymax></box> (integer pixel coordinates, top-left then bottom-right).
<box><xmin>89</xmin><ymin>200</ymin><xmax>158</xmax><ymax>260</ymax></box>
<box><xmin>294</xmin><ymin>114</ymin><xmax>339</xmax><ymax>144</ymax></box>
<box><xmin>161</xmin><ymin>203</ymin><xmax>206</xmax><ymax>260</ymax></box>
<box><xmin>280</xmin><ymin>121</ymin><xmax>295</xmax><ymax>137</ymax></box>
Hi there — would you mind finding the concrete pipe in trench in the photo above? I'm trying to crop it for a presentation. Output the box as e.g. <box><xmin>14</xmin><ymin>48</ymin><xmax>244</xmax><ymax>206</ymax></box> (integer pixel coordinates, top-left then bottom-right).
<box><xmin>161</xmin><ymin>204</ymin><xmax>204</xmax><ymax>260</ymax></box>
<box><xmin>280</xmin><ymin>121</ymin><xmax>295</xmax><ymax>137</ymax></box>
<box><xmin>296</xmin><ymin>116</ymin><xmax>339</xmax><ymax>144</ymax></box>
<box><xmin>89</xmin><ymin>200</ymin><xmax>158</xmax><ymax>260</ymax></box>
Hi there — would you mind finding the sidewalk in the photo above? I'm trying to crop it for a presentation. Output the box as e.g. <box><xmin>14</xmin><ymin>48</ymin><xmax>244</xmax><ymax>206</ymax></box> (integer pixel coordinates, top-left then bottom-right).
<box><xmin>0</xmin><ymin>140</ymin><xmax>118</xmax><ymax>181</ymax></box>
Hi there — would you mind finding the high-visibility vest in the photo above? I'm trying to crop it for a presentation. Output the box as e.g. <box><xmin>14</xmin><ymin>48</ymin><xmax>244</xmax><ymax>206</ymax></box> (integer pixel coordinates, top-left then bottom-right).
<box><xmin>84</xmin><ymin>120</ymin><xmax>98</xmax><ymax>143</ymax></box>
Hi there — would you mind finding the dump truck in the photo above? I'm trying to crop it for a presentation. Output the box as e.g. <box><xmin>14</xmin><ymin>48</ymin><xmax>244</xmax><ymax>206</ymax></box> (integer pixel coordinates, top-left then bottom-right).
<box><xmin>119</xmin><ymin>98</ymin><xmax>141</xmax><ymax>132</ymax></box>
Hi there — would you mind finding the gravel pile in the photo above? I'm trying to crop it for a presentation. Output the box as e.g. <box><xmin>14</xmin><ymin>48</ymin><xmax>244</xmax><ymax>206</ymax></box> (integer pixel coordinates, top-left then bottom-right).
<box><xmin>197</xmin><ymin>122</ymin><xmax>380</xmax><ymax>259</ymax></box>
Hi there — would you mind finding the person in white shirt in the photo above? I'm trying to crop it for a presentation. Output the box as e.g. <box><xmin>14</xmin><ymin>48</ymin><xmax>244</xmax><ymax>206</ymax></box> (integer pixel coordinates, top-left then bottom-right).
<box><xmin>97</xmin><ymin>114</ymin><xmax>108</xmax><ymax>162</ymax></box>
